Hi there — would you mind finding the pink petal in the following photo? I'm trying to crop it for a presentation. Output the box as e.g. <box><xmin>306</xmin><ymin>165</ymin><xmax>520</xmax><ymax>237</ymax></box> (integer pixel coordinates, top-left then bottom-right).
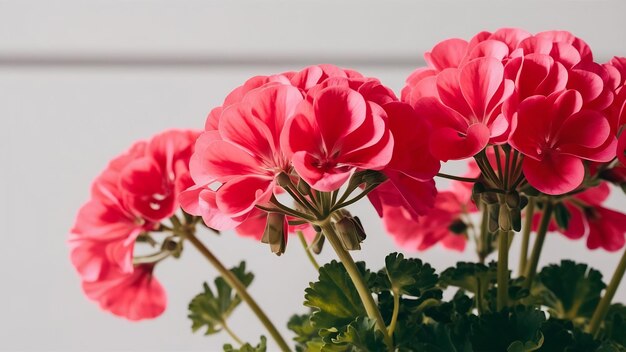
<box><xmin>429</xmin><ymin>123</ymin><xmax>490</xmax><ymax>161</ymax></box>
<box><xmin>313</xmin><ymin>86</ymin><xmax>368</xmax><ymax>150</ymax></box>
<box><xmin>557</xmin><ymin>110</ymin><xmax>611</xmax><ymax>150</ymax></box>
<box><xmin>291</xmin><ymin>151</ymin><xmax>352</xmax><ymax>192</ymax></box>
<box><xmin>522</xmin><ymin>152</ymin><xmax>584</xmax><ymax>195</ymax></box>
<box><xmin>459</xmin><ymin>57</ymin><xmax>506</xmax><ymax>121</ymax></box>
<box><xmin>198</xmin><ymin>140</ymin><xmax>265</xmax><ymax>181</ymax></box>
<box><xmin>425</xmin><ymin>38</ymin><xmax>468</xmax><ymax>70</ymax></box>
<box><xmin>198</xmin><ymin>189</ymin><xmax>243</xmax><ymax>230</ymax></box>
<box><xmin>383</xmin><ymin>102</ymin><xmax>440</xmax><ymax>180</ymax></box>
<box><xmin>216</xmin><ymin>175</ymin><xmax>274</xmax><ymax>217</ymax></box>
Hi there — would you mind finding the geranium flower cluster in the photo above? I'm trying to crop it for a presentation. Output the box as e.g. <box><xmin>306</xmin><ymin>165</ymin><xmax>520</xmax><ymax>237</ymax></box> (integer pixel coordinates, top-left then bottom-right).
<box><xmin>69</xmin><ymin>130</ymin><xmax>198</xmax><ymax>320</ymax></box>
<box><xmin>68</xmin><ymin>29</ymin><xmax>626</xmax><ymax>331</ymax></box>
<box><xmin>180</xmin><ymin>64</ymin><xmax>441</xmax><ymax>251</ymax></box>
<box><xmin>403</xmin><ymin>28</ymin><xmax>621</xmax><ymax>195</ymax></box>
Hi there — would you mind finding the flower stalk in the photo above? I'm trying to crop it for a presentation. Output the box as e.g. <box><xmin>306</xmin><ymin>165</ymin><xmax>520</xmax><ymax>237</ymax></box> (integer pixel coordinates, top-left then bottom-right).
<box><xmin>497</xmin><ymin>229</ymin><xmax>510</xmax><ymax>311</ymax></box>
<box><xmin>587</xmin><ymin>247</ymin><xmax>626</xmax><ymax>337</ymax></box>
<box><xmin>524</xmin><ymin>201</ymin><xmax>554</xmax><ymax>289</ymax></box>
<box><xmin>319</xmin><ymin>221</ymin><xmax>393</xmax><ymax>350</ymax></box>
<box><xmin>297</xmin><ymin>230</ymin><xmax>320</xmax><ymax>271</ymax></box>
<box><xmin>518</xmin><ymin>197</ymin><xmax>535</xmax><ymax>275</ymax></box>
<box><xmin>180</xmin><ymin>224</ymin><xmax>292</xmax><ymax>352</ymax></box>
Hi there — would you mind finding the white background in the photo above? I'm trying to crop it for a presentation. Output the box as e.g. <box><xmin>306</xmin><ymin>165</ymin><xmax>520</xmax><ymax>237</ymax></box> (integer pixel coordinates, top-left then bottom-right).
<box><xmin>1</xmin><ymin>1</ymin><xmax>625</xmax><ymax>351</ymax></box>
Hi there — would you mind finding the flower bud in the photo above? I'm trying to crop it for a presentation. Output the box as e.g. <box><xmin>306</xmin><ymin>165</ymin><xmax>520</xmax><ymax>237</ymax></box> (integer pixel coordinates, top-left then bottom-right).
<box><xmin>310</xmin><ymin>233</ymin><xmax>325</xmax><ymax>254</ymax></box>
<box><xmin>261</xmin><ymin>213</ymin><xmax>287</xmax><ymax>255</ymax></box>
<box><xmin>334</xmin><ymin>216</ymin><xmax>367</xmax><ymax>251</ymax></box>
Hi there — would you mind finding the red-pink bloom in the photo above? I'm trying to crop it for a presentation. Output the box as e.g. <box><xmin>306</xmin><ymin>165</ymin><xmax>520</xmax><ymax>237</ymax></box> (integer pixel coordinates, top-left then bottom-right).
<box><xmin>281</xmin><ymin>83</ymin><xmax>394</xmax><ymax>191</ymax></box>
<box><xmin>367</xmin><ymin>102</ymin><xmax>440</xmax><ymax>219</ymax></box>
<box><xmin>411</xmin><ymin>57</ymin><xmax>514</xmax><ymax>161</ymax></box>
<box><xmin>83</xmin><ymin>264</ymin><xmax>166</xmax><ymax>321</ymax></box>
<box><xmin>379</xmin><ymin>169</ymin><xmax>477</xmax><ymax>252</ymax></box>
<box><xmin>70</xmin><ymin>129</ymin><xmax>198</xmax><ymax>320</ymax></box>
<box><xmin>509</xmin><ymin>90</ymin><xmax>616</xmax><ymax>195</ymax></box>
<box><xmin>182</xmin><ymin>84</ymin><xmax>305</xmax><ymax>228</ymax></box>
<box><xmin>535</xmin><ymin>183</ymin><xmax>626</xmax><ymax>251</ymax></box>
<box><xmin>605</xmin><ymin>57</ymin><xmax>626</xmax><ymax>129</ymax></box>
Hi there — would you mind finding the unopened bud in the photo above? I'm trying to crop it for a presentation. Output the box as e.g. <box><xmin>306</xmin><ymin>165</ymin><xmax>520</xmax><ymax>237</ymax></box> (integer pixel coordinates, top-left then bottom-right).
<box><xmin>487</xmin><ymin>203</ymin><xmax>500</xmax><ymax>233</ymax></box>
<box><xmin>505</xmin><ymin>191</ymin><xmax>520</xmax><ymax>209</ymax></box>
<box><xmin>334</xmin><ymin>216</ymin><xmax>366</xmax><ymax>251</ymax></box>
<box><xmin>498</xmin><ymin>203</ymin><xmax>512</xmax><ymax>231</ymax></box>
<box><xmin>261</xmin><ymin>213</ymin><xmax>287</xmax><ymax>255</ymax></box>
<box><xmin>310</xmin><ymin>233</ymin><xmax>325</xmax><ymax>254</ymax></box>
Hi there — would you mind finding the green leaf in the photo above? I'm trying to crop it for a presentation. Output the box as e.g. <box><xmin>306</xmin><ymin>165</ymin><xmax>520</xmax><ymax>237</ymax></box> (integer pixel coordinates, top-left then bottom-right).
<box><xmin>554</xmin><ymin>202</ymin><xmax>571</xmax><ymax>230</ymax></box>
<box><xmin>288</xmin><ymin>313</ymin><xmax>323</xmax><ymax>352</ymax></box>
<box><xmin>440</xmin><ymin>262</ymin><xmax>497</xmax><ymax>313</ymax></box>
<box><xmin>470</xmin><ymin>306</ymin><xmax>546</xmax><ymax>352</ymax></box>
<box><xmin>380</xmin><ymin>252</ymin><xmax>439</xmax><ymax>297</ymax></box>
<box><xmin>188</xmin><ymin>261</ymin><xmax>254</xmax><ymax>335</ymax></box>
<box><xmin>304</xmin><ymin>260</ymin><xmax>367</xmax><ymax>330</ymax></box>
<box><xmin>603</xmin><ymin>304</ymin><xmax>626</xmax><ymax>347</ymax></box>
<box><xmin>538</xmin><ymin>319</ymin><xmax>574</xmax><ymax>351</ymax></box>
<box><xmin>320</xmin><ymin>317</ymin><xmax>386</xmax><ymax>352</ymax></box>
<box><xmin>440</xmin><ymin>262</ymin><xmax>497</xmax><ymax>295</ymax></box>
<box><xmin>536</xmin><ymin>260</ymin><xmax>606</xmax><ymax>320</ymax></box>
<box><xmin>596</xmin><ymin>340</ymin><xmax>626</xmax><ymax>352</ymax></box>
<box><xmin>223</xmin><ymin>336</ymin><xmax>267</xmax><ymax>352</ymax></box>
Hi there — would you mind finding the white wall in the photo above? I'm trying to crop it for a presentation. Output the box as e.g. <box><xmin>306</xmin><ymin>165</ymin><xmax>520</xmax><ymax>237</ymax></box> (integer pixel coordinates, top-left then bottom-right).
<box><xmin>1</xmin><ymin>1</ymin><xmax>625</xmax><ymax>351</ymax></box>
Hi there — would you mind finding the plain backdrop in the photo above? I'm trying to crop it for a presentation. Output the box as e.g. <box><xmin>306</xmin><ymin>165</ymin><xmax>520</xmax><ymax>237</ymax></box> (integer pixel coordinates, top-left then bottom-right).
<box><xmin>1</xmin><ymin>1</ymin><xmax>625</xmax><ymax>351</ymax></box>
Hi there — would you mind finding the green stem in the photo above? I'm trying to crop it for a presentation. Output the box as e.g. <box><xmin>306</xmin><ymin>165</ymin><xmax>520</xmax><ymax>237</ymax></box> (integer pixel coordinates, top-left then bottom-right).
<box><xmin>330</xmin><ymin>184</ymin><xmax>378</xmax><ymax>212</ymax></box>
<box><xmin>518</xmin><ymin>198</ymin><xmax>535</xmax><ymax>276</ymax></box>
<box><xmin>184</xmin><ymin>231</ymin><xmax>292</xmax><ymax>352</ymax></box>
<box><xmin>436</xmin><ymin>172</ymin><xmax>480</xmax><ymax>183</ymax></box>
<box><xmin>320</xmin><ymin>221</ymin><xmax>393</xmax><ymax>350</ymax></box>
<box><xmin>587</xmin><ymin>247</ymin><xmax>626</xmax><ymax>337</ymax></box>
<box><xmin>478</xmin><ymin>204</ymin><xmax>490</xmax><ymax>264</ymax></box>
<box><xmin>497</xmin><ymin>229</ymin><xmax>511</xmax><ymax>311</ymax></box>
<box><xmin>297</xmin><ymin>230</ymin><xmax>320</xmax><ymax>271</ymax></box>
<box><xmin>476</xmin><ymin>279</ymin><xmax>484</xmax><ymax>315</ymax></box>
<box><xmin>388</xmin><ymin>290</ymin><xmax>400</xmax><ymax>336</ymax></box>
<box><xmin>524</xmin><ymin>201</ymin><xmax>554</xmax><ymax>289</ymax></box>
<box><xmin>493</xmin><ymin>145</ymin><xmax>504</xmax><ymax>181</ymax></box>
<box><xmin>222</xmin><ymin>321</ymin><xmax>244</xmax><ymax>346</ymax></box>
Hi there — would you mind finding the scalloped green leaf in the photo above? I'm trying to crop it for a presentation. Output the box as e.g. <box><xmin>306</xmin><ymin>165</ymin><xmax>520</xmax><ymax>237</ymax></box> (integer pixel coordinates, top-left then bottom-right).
<box><xmin>304</xmin><ymin>261</ymin><xmax>367</xmax><ymax>330</ymax></box>
<box><xmin>380</xmin><ymin>252</ymin><xmax>438</xmax><ymax>297</ymax></box>
<box><xmin>320</xmin><ymin>317</ymin><xmax>386</xmax><ymax>352</ymax></box>
<box><xmin>288</xmin><ymin>312</ymin><xmax>323</xmax><ymax>352</ymax></box>
<box><xmin>188</xmin><ymin>261</ymin><xmax>254</xmax><ymax>335</ymax></box>
<box><xmin>470</xmin><ymin>306</ymin><xmax>546</xmax><ymax>351</ymax></box>
<box><xmin>223</xmin><ymin>336</ymin><xmax>267</xmax><ymax>352</ymax></box>
<box><xmin>537</xmin><ymin>260</ymin><xmax>605</xmax><ymax>320</ymax></box>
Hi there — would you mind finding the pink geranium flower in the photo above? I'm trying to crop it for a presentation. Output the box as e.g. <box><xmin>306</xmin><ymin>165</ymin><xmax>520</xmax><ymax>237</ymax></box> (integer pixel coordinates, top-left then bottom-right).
<box><xmin>618</xmin><ymin>132</ymin><xmax>626</xmax><ymax>166</ymax></box>
<box><xmin>412</xmin><ymin>57</ymin><xmax>514</xmax><ymax>161</ymax></box>
<box><xmin>378</xmin><ymin>166</ymin><xmax>478</xmax><ymax>252</ymax></box>
<box><xmin>83</xmin><ymin>264</ymin><xmax>166</xmax><ymax>321</ymax></box>
<box><xmin>509</xmin><ymin>90</ymin><xmax>616</xmax><ymax>195</ymax></box>
<box><xmin>367</xmin><ymin>102</ymin><xmax>440</xmax><ymax>219</ymax></box>
<box><xmin>70</xmin><ymin>129</ymin><xmax>198</xmax><ymax>320</ymax></box>
<box><xmin>281</xmin><ymin>83</ymin><xmax>394</xmax><ymax>191</ymax></box>
<box><xmin>535</xmin><ymin>183</ymin><xmax>626</xmax><ymax>251</ymax></box>
<box><xmin>605</xmin><ymin>57</ymin><xmax>626</xmax><ymax>129</ymax></box>
<box><xmin>182</xmin><ymin>84</ymin><xmax>305</xmax><ymax>228</ymax></box>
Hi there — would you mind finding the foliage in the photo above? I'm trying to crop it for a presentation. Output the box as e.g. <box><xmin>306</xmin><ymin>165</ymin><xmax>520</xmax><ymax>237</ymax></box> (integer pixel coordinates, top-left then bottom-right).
<box><xmin>188</xmin><ymin>261</ymin><xmax>254</xmax><ymax>335</ymax></box>
<box><xmin>284</xmin><ymin>258</ymin><xmax>625</xmax><ymax>352</ymax></box>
